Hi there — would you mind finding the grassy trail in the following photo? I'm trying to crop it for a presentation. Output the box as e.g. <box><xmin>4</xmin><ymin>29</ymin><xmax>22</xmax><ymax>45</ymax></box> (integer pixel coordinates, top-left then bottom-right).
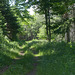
<box><xmin>26</xmin><ymin>51</ymin><xmax>39</xmax><ymax>75</ymax></box>
<box><xmin>0</xmin><ymin>50</ymin><xmax>24</xmax><ymax>74</ymax></box>
<box><xmin>0</xmin><ymin>40</ymin><xmax>75</xmax><ymax>75</ymax></box>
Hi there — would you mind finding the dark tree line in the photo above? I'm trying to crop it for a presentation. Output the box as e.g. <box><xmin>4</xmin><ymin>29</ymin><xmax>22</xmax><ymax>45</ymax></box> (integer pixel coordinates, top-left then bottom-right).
<box><xmin>0</xmin><ymin>0</ymin><xmax>20</xmax><ymax>40</ymax></box>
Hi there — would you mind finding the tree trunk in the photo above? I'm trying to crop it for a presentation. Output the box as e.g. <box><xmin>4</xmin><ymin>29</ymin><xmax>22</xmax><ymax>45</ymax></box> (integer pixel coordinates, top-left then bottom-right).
<box><xmin>73</xmin><ymin>4</ymin><xmax>75</xmax><ymax>41</ymax></box>
<box><xmin>48</xmin><ymin>8</ymin><xmax>51</xmax><ymax>42</ymax></box>
<box><xmin>67</xmin><ymin>26</ymin><xmax>70</xmax><ymax>42</ymax></box>
<box><xmin>64</xmin><ymin>12</ymin><xmax>70</xmax><ymax>43</ymax></box>
<box><xmin>45</xmin><ymin>8</ymin><xmax>51</xmax><ymax>42</ymax></box>
<box><xmin>45</xmin><ymin>9</ymin><xmax>48</xmax><ymax>40</ymax></box>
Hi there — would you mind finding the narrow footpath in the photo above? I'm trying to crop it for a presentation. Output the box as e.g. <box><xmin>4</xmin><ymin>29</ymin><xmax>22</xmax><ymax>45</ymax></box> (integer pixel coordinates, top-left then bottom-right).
<box><xmin>0</xmin><ymin>51</ymin><xmax>25</xmax><ymax>75</ymax></box>
<box><xmin>0</xmin><ymin>50</ymin><xmax>39</xmax><ymax>75</ymax></box>
<box><xmin>26</xmin><ymin>51</ymin><xmax>39</xmax><ymax>75</ymax></box>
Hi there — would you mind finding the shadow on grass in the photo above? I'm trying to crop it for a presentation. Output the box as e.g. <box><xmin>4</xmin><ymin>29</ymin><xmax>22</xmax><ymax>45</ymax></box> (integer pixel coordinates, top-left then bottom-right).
<box><xmin>0</xmin><ymin>40</ymin><xmax>75</xmax><ymax>75</ymax></box>
<box><xmin>21</xmin><ymin>40</ymin><xmax>75</xmax><ymax>75</ymax></box>
<box><xmin>0</xmin><ymin>53</ymin><xmax>13</xmax><ymax>67</ymax></box>
<box><xmin>33</xmin><ymin>41</ymin><xmax>75</xmax><ymax>75</ymax></box>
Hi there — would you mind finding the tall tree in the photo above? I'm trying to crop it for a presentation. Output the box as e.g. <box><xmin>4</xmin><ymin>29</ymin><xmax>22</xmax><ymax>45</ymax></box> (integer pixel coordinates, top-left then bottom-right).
<box><xmin>0</xmin><ymin>0</ymin><xmax>20</xmax><ymax>40</ymax></box>
<box><xmin>31</xmin><ymin>0</ymin><xmax>52</xmax><ymax>41</ymax></box>
<box><xmin>52</xmin><ymin>0</ymin><xmax>75</xmax><ymax>42</ymax></box>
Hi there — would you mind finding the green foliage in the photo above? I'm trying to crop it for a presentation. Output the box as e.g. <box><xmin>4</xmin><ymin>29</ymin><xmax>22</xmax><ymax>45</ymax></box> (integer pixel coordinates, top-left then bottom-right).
<box><xmin>51</xmin><ymin>16</ymin><xmax>72</xmax><ymax>34</ymax></box>
<box><xmin>0</xmin><ymin>0</ymin><xmax>75</xmax><ymax>75</ymax></box>
<box><xmin>0</xmin><ymin>0</ymin><xmax>20</xmax><ymax>40</ymax></box>
<box><xmin>27</xmin><ymin>0</ymin><xmax>75</xmax><ymax>42</ymax></box>
<box><xmin>36</xmin><ymin>41</ymin><xmax>75</xmax><ymax>75</ymax></box>
<box><xmin>37</xmin><ymin>25</ymin><xmax>47</xmax><ymax>39</ymax></box>
<box><xmin>17</xmin><ymin>14</ymin><xmax>45</xmax><ymax>41</ymax></box>
<box><xmin>2</xmin><ymin>6</ymin><xmax>20</xmax><ymax>40</ymax></box>
<box><xmin>0</xmin><ymin>37</ymin><xmax>75</xmax><ymax>75</ymax></box>
<box><xmin>0</xmin><ymin>37</ymin><xmax>34</xmax><ymax>75</ymax></box>
<box><xmin>0</xmin><ymin>12</ymin><xmax>7</xmax><ymax>35</ymax></box>
<box><xmin>23</xmin><ymin>40</ymin><xmax>75</xmax><ymax>75</ymax></box>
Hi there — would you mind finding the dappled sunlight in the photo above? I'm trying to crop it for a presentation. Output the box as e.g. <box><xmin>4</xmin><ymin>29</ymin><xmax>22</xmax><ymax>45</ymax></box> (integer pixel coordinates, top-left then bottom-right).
<box><xmin>0</xmin><ymin>39</ymin><xmax>75</xmax><ymax>75</ymax></box>
<box><xmin>0</xmin><ymin>40</ymin><xmax>35</xmax><ymax>75</ymax></box>
<box><xmin>0</xmin><ymin>0</ymin><xmax>75</xmax><ymax>75</ymax></box>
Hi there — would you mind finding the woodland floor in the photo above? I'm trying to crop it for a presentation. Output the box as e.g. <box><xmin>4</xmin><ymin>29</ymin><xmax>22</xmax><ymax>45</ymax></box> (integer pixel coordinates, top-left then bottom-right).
<box><xmin>26</xmin><ymin>51</ymin><xmax>39</xmax><ymax>75</ymax></box>
<box><xmin>0</xmin><ymin>40</ymin><xmax>75</xmax><ymax>75</ymax></box>
<box><xmin>0</xmin><ymin>46</ymin><xmax>39</xmax><ymax>75</ymax></box>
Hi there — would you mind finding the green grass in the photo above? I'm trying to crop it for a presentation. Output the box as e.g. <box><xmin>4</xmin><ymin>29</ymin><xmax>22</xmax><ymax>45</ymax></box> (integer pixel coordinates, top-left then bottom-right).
<box><xmin>2</xmin><ymin>53</ymin><xmax>34</xmax><ymax>75</ymax></box>
<box><xmin>0</xmin><ymin>39</ymin><xmax>75</xmax><ymax>75</ymax></box>
<box><xmin>35</xmin><ymin>41</ymin><xmax>75</xmax><ymax>75</ymax></box>
<box><xmin>0</xmin><ymin>38</ymin><xmax>34</xmax><ymax>75</ymax></box>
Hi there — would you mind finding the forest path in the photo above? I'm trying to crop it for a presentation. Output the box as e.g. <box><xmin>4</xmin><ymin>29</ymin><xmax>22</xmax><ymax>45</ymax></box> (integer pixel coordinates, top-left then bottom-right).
<box><xmin>14</xmin><ymin>50</ymin><xmax>25</xmax><ymax>60</ymax></box>
<box><xmin>26</xmin><ymin>50</ymin><xmax>39</xmax><ymax>75</ymax></box>
<box><xmin>0</xmin><ymin>66</ymin><xmax>9</xmax><ymax>75</ymax></box>
<box><xmin>0</xmin><ymin>50</ymin><xmax>25</xmax><ymax>75</ymax></box>
<box><xmin>0</xmin><ymin>48</ymin><xmax>39</xmax><ymax>75</ymax></box>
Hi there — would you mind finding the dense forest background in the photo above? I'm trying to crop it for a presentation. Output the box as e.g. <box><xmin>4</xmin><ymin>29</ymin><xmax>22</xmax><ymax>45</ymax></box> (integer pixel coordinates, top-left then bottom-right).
<box><xmin>0</xmin><ymin>0</ymin><xmax>75</xmax><ymax>75</ymax></box>
<box><xmin>0</xmin><ymin>0</ymin><xmax>75</xmax><ymax>42</ymax></box>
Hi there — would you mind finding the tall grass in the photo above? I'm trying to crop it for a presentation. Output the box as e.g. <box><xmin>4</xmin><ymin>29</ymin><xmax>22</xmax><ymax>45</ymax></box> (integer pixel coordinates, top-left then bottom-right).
<box><xmin>35</xmin><ymin>41</ymin><xmax>75</xmax><ymax>75</ymax></box>
<box><xmin>22</xmin><ymin>40</ymin><xmax>75</xmax><ymax>75</ymax></box>
<box><xmin>0</xmin><ymin>35</ymin><xmax>34</xmax><ymax>75</ymax></box>
<box><xmin>0</xmin><ymin>38</ymin><xmax>75</xmax><ymax>75</ymax></box>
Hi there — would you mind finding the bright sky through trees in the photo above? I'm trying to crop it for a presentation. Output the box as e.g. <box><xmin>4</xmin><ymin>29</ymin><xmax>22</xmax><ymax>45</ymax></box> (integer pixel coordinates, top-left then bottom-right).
<box><xmin>28</xmin><ymin>7</ymin><xmax>34</xmax><ymax>15</ymax></box>
<box><xmin>25</xmin><ymin>0</ymin><xmax>34</xmax><ymax>15</ymax></box>
<box><xmin>9</xmin><ymin>0</ymin><xmax>34</xmax><ymax>15</ymax></box>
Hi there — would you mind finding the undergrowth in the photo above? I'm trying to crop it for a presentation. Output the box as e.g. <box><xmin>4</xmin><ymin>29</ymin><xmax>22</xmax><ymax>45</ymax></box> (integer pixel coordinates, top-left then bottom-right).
<box><xmin>0</xmin><ymin>35</ymin><xmax>34</xmax><ymax>75</ymax></box>
<box><xmin>33</xmin><ymin>41</ymin><xmax>75</xmax><ymax>75</ymax></box>
<box><xmin>23</xmin><ymin>40</ymin><xmax>75</xmax><ymax>75</ymax></box>
<box><xmin>0</xmin><ymin>37</ymin><xmax>75</xmax><ymax>75</ymax></box>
